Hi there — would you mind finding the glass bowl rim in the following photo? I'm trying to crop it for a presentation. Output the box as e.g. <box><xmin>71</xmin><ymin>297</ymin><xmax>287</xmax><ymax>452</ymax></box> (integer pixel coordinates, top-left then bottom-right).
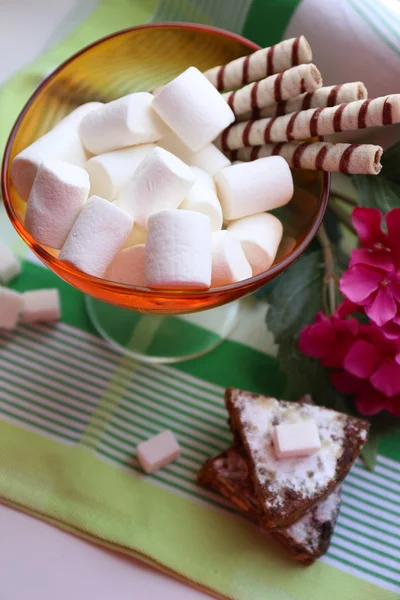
<box><xmin>1</xmin><ymin>22</ymin><xmax>330</xmax><ymax>299</ymax></box>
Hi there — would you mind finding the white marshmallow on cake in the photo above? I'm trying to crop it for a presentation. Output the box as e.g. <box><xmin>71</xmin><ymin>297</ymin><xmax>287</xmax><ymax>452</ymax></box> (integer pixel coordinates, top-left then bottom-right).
<box><xmin>273</xmin><ymin>422</ymin><xmax>321</xmax><ymax>459</ymax></box>
<box><xmin>79</xmin><ymin>93</ymin><xmax>166</xmax><ymax>155</ymax></box>
<box><xmin>227</xmin><ymin>213</ymin><xmax>283</xmax><ymax>275</ymax></box>
<box><xmin>152</xmin><ymin>67</ymin><xmax>235</xmax><ymax>151</ymax></box>
<box><xmin>106</xmin><ymin>244</ymin><xmax>146</xmax><ymax>287</ymax></box>
<box><xmin>59</xmin><ymin>195</ymin><xmax>133</xmax><ymax>278</ymax></box>
<box><xmin>86</xmin><ymin>143</ymin><xmax>155</xmax><ymax>201</ymax></box>
<box><xmin>0</xmin><ymin>287</ymin><xmax>23</xmax><ymax>330</ymax></box>
<box><xmin>214</xmin><ymin>156</ymin><xmax>293</xmax><ymax>221</ymax></box>
<box><xmin>21</xmin><ymin>289</ymin><xmax>61</xmax><ymax>323</ymax></box>
<box><xmin>117</xmin><ymin>147</ymin><xmax>195</xmax><ymax>230</ymax></box>
<box><xmin>11</xmin><ymin>102</ymin><xmax>102</xmax><ymax>201</ymax></box>
<box><xmin>211</xmin><ymin>231</ymin><xmax>252</xmax><ymax>287</ymax></box>
<box><xmin>0</xmin><ymin>241</ymin><xmax>20</xmax><ymax>284</ymax></box>
<box><xmin>159</xmin><ymin>129</ymin><xmax>231</xmax><ymax>175</ymax></box>
<box><xmin>25</xmin><ymin>159</ymin><xmax>90</xmax><ymax>249</ymax></box>
<box><xmin>179</xmin><ymin>167</ymin><xmax>222</xmax><ymax>232</ymax></box>
<box><xmin>145</xmin><ymin>210</ymin><xmax>212</xmax><ymax>290</ymax></box>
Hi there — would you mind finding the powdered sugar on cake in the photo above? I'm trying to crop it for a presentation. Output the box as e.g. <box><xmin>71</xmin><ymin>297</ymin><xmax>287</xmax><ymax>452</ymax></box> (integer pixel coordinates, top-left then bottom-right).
<box><xmin>233</xmin><ymin>393</ymin><xmax>348</xmax><ymax>509</ymax></box>
<box><xmin>284</xmin><ymin>486</ymin><xmax>342</xmax><ymax>552</ymax></box>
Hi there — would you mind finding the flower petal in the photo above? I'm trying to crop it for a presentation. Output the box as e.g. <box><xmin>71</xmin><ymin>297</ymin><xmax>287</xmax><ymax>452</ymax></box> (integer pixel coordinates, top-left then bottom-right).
<box><xmin>343</xmin><ymin>340</ymin><xmax>379</xmax><ymax>379</ymax></box>
<box><xmin>349</xmin><ymin>248</ymin><xmax>393</xmax><ymax>272</ymax></box>
<box><xmin>330</xmin><ymin>370</ymin><xmax>362</xmax><ymax>394</ymax></box>
<box><xmin>298</xmin><ymin>322</ymin><xmax>335</xmax><ymax>358</ymax></box>
<box><xmin>371</xmin><ymin>359</ymin><xmax>400</xmax><ymax>397</ymax></box>
<box><xmin>365</xmin><ymin>286</ymin><xmax>397</xmax><ymax>327</ymax></box>
<box><xmin>386</xmin><ymin>208</ymin><xmax>400</xmax><ymax>267</ymax></box>
<box><xmin>352</xmin><ymin>207</ymin><xmax>384</xmax><ymax>247</ymax></box>
<box><xmin>382</xmin><ymin>321</ymin><xmax>400</xmax><ymax>339</ymax></box>
<box><xmin>386</xmin><ymin>395</ymin><xmax>400</xmax><ymax>416</ymax></box>
<box><xmin>355</xmin><ymin>388</ymin><xmax>386</xmax><ymax>415</ymax></box>
<box><xmin>340</xmin><ymin>265</ymin><xmax>382</xmax><ymax>303</ymax></box>
<box><xmin>335</xmin><ymin>300</ymin><xmax>359</xmax><ymax>319</ymax></box>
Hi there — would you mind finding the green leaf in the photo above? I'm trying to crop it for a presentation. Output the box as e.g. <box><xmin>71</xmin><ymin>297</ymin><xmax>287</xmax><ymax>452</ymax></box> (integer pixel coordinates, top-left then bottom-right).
<box><xmin>360</xmin><ymin>430</ymin><xmax>380</xmax><ymax>471</ymax></box>
<box><xmin>266</xmin><ymin>250</ymin><xmax>324</xmax><ymax>340</ymax></box>
<box><xmin>380</xmin><ymin>139</ymin><xmax>400</xmax><ymax>185</ymax></box>
<box><xmin>267</xmin><ymin>251</ymin><xmax>348</xmax><ymax>412</ymax></box>
<box><xmin>352</xmin><ymin>173</ymin><xmax>400</xmax><ymax>212</ymax></box>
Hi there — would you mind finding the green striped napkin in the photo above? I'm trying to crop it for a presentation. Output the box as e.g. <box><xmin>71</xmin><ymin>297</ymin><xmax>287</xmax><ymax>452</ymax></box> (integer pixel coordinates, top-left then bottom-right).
<box><xmin>1</xmin><ymin>0</ymin><xmax>399</xmax><ymax>598</ymax></box>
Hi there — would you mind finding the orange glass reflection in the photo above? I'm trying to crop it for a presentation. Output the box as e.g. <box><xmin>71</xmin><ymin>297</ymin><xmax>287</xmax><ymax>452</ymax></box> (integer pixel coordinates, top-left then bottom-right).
<box><xmin>1</xmin><ymin>24</ymin><xmax>329</xmax><ymax>314</ymax></box>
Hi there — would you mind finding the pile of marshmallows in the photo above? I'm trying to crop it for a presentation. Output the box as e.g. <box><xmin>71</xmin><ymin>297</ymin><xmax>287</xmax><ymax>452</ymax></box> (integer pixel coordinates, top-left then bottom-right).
<box><xmin>12</xmin><ymin>67</ymin><xmax>294</xmax><ymax>290</ymax></box>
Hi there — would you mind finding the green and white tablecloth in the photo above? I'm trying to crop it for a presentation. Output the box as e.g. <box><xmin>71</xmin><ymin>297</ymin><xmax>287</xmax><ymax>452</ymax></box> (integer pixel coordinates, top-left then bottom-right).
<box><xmin>0</xmin><ymin>0</ymin><xmax>399</xmax><ymax>598</ymax></box>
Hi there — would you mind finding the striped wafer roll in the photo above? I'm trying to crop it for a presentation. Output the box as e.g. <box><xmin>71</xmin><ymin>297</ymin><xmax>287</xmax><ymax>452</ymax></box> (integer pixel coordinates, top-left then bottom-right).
<box><xmin>203</xmin><ymin>36</ymin><xmax>312</xmax><ymax>92</ymax></box>
<box><xmin>217</xmin><ymin>95</ymin><xmax>400</xmax><ymax>150</ymax></box>
<box><xmin>222</xmin><ymin>64</ymin><xmax>322</xmax><ymax>118</ymax></box>
<box><xmin>232</xmin><ymin>142</ymin><xmax>383</xmax><ymax>174</ymax></box>
<box><xmin>237</xmin><ymin>82</ymin><xmax>368</xmax><ymax>121</ymax></box>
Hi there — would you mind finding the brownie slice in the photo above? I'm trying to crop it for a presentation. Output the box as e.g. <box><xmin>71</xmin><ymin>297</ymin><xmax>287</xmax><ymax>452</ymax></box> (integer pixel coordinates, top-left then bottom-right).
<box><xmin>198</xmin><ymin>447</ymin><xmax>342</xmax><ymax>565</ymax></box>
<box><xmin>225</xmin><ymin>388</ymin><xmax>369</xmax><ymax>528</ymax></box>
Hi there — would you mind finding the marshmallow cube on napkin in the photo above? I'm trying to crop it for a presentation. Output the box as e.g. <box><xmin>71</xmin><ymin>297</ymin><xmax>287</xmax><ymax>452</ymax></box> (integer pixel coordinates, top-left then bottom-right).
<box><xmin>79</xmin><ymin>93</ymin><xmax>166</xmax><ymax>155</ymax></box>
<box><xmin>180</xmin><ymin>167</ymin><xmax>222</xmax><ymax>232</ymax></box>
<box><xmin>152</xmin><ymin>67</ymin><xmax>235</xmax><ymax>151</ymax></box>
<box><xmin>0</xmin><ymin>241</ymin><xmax>20</xmax><ymax>284</ymax></box>
<box><xmin>214</xmin><ymin>156</ymin><xmax>293</xmax><ymax>221</ymax></box>
<box><xmin>11</xmin><ymin>102</ymin><xmax>102</xmax><ymax>201</ymax></box>
<box><xmin>136</xmin><ymin>430</ymin><xmax>181</xmax><ymax>474</ymax></box>
<box><xmin>86</xmin><ymin>143</ymin><xmax>155</xmax><ymax>201</ymax></box>
<box><xmin>228</xmin><ymin>213</ymin><xmax>283</xmax><ymax>275</ymax></box>
<box><xmin>160</xmin><ymin>130</ymin><xmax>231</xmax><ymax>176</ymax></box>
<box><xmin>59</xmin><ymin>195</ymin><xmax>133</xmax><ymax>278</ymax></box>
<box><xmin>21</xmin><ymin>289</ymin><xmax>61</xmax><ymax>323</ymax></box>
<box><xmin>25</xmin><ymin>159</ymin><xmax>90</xmax><ymax>249</ymax></box>
<box><xmin>117</xmin><ymin>147</ymin><xmax>195</xmax><ymax>230</ymax></box>
<box><xmin>145</xmin><ymin>210</ymin><xmax>212</xmax><ymax>290</ymax></box>
<box><xmin>106</xmin><ymin>244</ymin><xmax>146</xmax><ymax>287</ymax></box>
<box><xmin>211</xmin><ymin>230</ymin><xmax>252</xmax><ymax>287</ymax></box>
<box><xmin>0</xmin><ymin>287</ymin><xmax>23</xmax><ymax>330</ymax></box>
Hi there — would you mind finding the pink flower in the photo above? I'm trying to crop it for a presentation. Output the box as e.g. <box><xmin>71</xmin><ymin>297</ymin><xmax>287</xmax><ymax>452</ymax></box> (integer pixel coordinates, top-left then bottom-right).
<box><xmin>298</xmin><ymin>308</ymin><xmax>358</xmax><ymax>369</ymax></box>
<box><xmin>330</xmin><ymin>323</ymin><xmax>400</xmax><ymax>415</ymax></box>
<box><xmin>340</xmin><ymin>208</ymin><xmax>400</xmax><ymax>329</ymax></box>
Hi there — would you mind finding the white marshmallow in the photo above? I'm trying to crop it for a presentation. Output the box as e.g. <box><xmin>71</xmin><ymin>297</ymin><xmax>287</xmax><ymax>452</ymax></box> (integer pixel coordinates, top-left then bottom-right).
<box><xmin>0</xmin><ymin>287</ymin><xmax>23</xmax><ymax>330</ymax></box>
<box><xmin>191</xmin><ymin>144</ymin><xmax>231</xmax><ymax>176</ymax></box>
<box><xmin>152</xmin><ymin>67</ymin><xmax>235</xmax><ymax>151</ymax></box>
<box><xmin>136</xmin><ymin>430</ymin><xmax>181</xmax><ymax>474</ymax></box>
<box><xmin>79</xmin><ymin>93</ymin><xmax>166</xmax><ymax>155</ymax></box>
<box><xmin>106</xmin><ymin>244</ymin><xmax>146</xmax><ymax>287</ymax></box>
<box><xmin>59</xmin><ymin>195</ymin><xmax>133</xmax><ymax>278</ymax></box>
<box><xmin>159</xmin><ymin>130</ymin><xmax>231</xmax><ymax>176</ymax></box>
<box><xmin>180</xmin><ymin>167</ymin><xmax>222</xmax><ymax>232</ymax></box>
<box><xmin>21</xmin><ymin>289</ymin><xmax>61</xmax><ymax>323</ymax></box>
<box><xmin>227</xmin><ymin>213</ymin><xmax>283</xmax><ymax>275</ymax></box>
<box><xmin>211</xmin><ymin>231</ymin><xmax>252</xmax><ymax>287</ymax></box>
<box><xmin>86</xmin><ymin>143</ymin><xmax>155</xmax><ymax>200</ymax></box>
<box><xmin>273</xmin><ymin>422</ymin><xmax>321</xmax><ymax>459</ymax></box>
<box><xmin>25</xmin><ymin>159</ymin><xmax>89</xmax><ymax>249</ymax></box>
<box><xmin>214</xmin><ymin>156</ymin><xmax>293</xmax><ymax>221</ymax></box>
<box><xmin>145</xmin><ymin>210</ymin><xmax>212</xmax><ymax>290</ymax></box>
<box><xmin>124</xmin><ymin>225</ymin><xmax>147</xmax><ymax>248</ymax></box>
<box><xmin>0</xmin><ymin>241</ymin><xmax>20</xmax><ymax>284</ymax></box>
<box><xmin>11</xmin><ymin>102</ymin><xmax>102</xmax><ymax>201</ymax></box>
<box><xmin>117</xmin><ymin>147</ymin><xmax>195</xmax><ymax>230</ymax></box>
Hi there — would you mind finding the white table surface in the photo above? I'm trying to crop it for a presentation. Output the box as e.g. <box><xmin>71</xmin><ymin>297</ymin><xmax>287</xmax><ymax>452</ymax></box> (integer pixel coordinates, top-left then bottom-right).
<box><xmin>0</xmin><ymin>1</ymin><xmax>212</xmax><ymax>597</ymax></box>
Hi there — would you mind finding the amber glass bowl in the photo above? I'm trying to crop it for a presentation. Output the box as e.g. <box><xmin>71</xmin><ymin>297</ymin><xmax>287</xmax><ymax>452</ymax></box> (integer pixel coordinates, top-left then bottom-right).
<box><xmin>1</xmin><ymin>24</ymin><xmax>329</xmax><ymax>315</ymax></box>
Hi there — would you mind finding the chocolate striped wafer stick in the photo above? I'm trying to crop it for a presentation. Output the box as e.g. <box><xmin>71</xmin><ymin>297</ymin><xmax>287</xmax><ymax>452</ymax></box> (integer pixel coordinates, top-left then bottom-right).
<box><xmin>232</xmin><ymin>142</ymin><xmax>383</xmax><ymax>174</ymax></box>
<box><xmin>203</xmin><ymin>36</ymin><xmax>312</xmax><ymax>91</ymax></box>
<box><xmin>217</xmin><ymin>95</ymin><xmax>400</xmax><ymax>150</ymax></box>
<box><xmin>222</xmin><ymin>64</ymin><xmax>322</xmax><ymax>118</ymax></box>
<box><xmin>236</xmin><ymin>82</ymin><xmax>368</xmax><ymax>121</ymax></box>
